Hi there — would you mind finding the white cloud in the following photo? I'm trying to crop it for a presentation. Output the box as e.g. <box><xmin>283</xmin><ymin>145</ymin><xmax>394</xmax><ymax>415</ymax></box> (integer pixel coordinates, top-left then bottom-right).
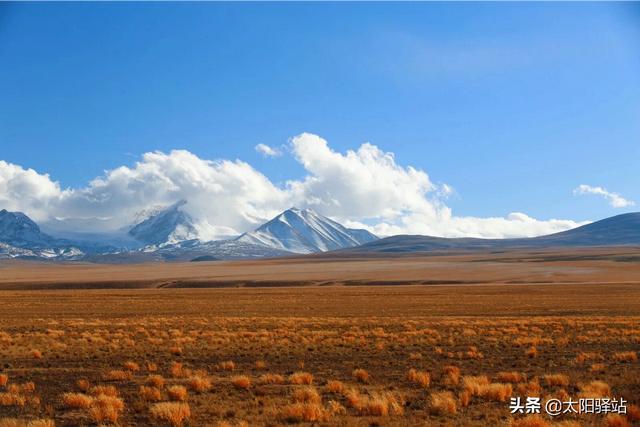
<box><xmin>0</xmin><ymin>160</ymin><xmax>62</xmax><ymax>222</ymax></box>
<box><xmin>0</xmin><ymin>133</ymin><xmax>586</xmax><ymax>239</ymax></box>
<box><xmin>255</xmin><ymin>143</ymin><xmax>282</xmax><ymax>158</ymax></box>
<box><xmin>286</xmin><ymin>133</ymin><xmax>586</xmax><ymax>238</ymax></box>
<box><xmin>573</xmin><ymin>184</ymin><xmax>634</xmax><ymax>208</ymax></box>
<box><xmin>0</xmin><ymin>152</ymin><xmax>289</xmax><ymax>239</ymax></box>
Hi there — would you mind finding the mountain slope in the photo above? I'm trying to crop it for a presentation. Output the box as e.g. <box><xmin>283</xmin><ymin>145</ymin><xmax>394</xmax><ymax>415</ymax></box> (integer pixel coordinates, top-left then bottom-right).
<box><xmin>342</xmin><ymin>212</ymin><xmax>640</xmax><ymax>253</ymax></box>
<box><xmin>0</xmin><ymin>209</ymin><xmax>87</xmax><ymax>259</ymax></box>
<box><xmin>85</xmin><ymin>239</ymin><xmax>293</xmax><ymax>263</ymax></box>
<box><xmin>128</xmin><ymin>200</ymin><xmax>198</xmax><ymax>246</ymax></box>
<box><xmin>237</xmin><ymin>207</ymin><xmax>377</xmax><ymax>253</ymax></box>
<box><xmin>0</xmin><ymin>209</ymin><xmax>58</xmax><ymax>249</ymax></box>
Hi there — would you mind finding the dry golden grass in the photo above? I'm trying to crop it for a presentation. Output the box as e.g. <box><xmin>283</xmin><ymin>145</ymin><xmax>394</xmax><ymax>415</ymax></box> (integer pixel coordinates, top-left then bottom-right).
<box><xmin>75</xmin><ymin>379</ymin><xmax>90</xmax><ymax>393</ymax></box>
<box><xmin>289</xmin><ymin>372</ymin><xmax>313</xmax><ymax>385</ymax></box>
<box><xmin>103</xmin><ymin>369</ymin><xmax>132</xmax><ymax>381</ymax></box>
<box><xmin>20</xmin><ymin>382</ymin><xmax>35</xmax><ymax>394</ymax></box>
<box><xmin>147</xmin><ymin>374</ymin><xmax>165</xmax><ymax>389</ymax></box>
<box><xmin>459</xmin><ymin>389</ymin><xmax>471</xmax><ymax>408</ymax></box>
<box><xmin>150</xmin><ymin>402</ymin><xmax>191</xmax><ymax>426</ymax></box>
<box><xmin>230</xmin><ymin>375</ymin><xmax>251</xmax><ymax>390</ymax></box>
<box><xmin>61</xmin><ymin>392</ymin><xmax>93</xmax><ymax>409</ymax></box>
<box><xmin>462</xmin><ymin>375</ymin><xmax>490</xmax><ymax>395</ymax></box>
<box><xmin>325</xmin><ymin>380</ymin><xmax>345</xmax><ymax>394</ymax></box>
<box><xmin>169</xmin><ymin>361</ymin><xmax>186</xmax><ymax>378</ymax></box>
<box><xmin>612</xmin><ymin>351</ymin><xmax>638</xmax><ymax>362</ymax></box>
<box><xmin>218</xmin><ymin>360</ymin><xmax>235</xmax><ymax>371</ymax></box>
<box><xmin>139</xmin><ymin>386</ymin><xmax>162</xmax><ymax>402</ymax></box>
<box><xmin>352</xmin><ymin>368</ymin><xmax>369</xmax><ymax>383</ymax></box>
<box><xmin>0</xmin><ymin>419</ymin><xmax>55</xmax><ymax>427</ymax></box>
<box><xmin>407</xmin><ymin>368</ymin><xmax>431</xmax><ymax>388</ymax></box>
<box><xmin>478</xmin><ymin>383</ymin><xmax>513</xmax><ymax>402</ymax></box>
<box><xmin>89</xmin><ymin>385</ymin><xmax>118</xmax><ymax>397</ymax></box>
<box><xmin>0</xmin><ymin>393</ymin><xmax>26</xmax><ymax>407</ymax></box>
<box><xmin>525</xmin><ymin>346</ymin><xmax>538</xmax><ymax>358</ymax></box>
<box><xmin>88</xmin><ymin>394</ymin><xmax>124</xmax><ymax>424</ymax></box>
<box><xmin>429</xmin><ymin>391</ymin><xmax>457</xmax><ymax>415</ymax></box>
<box><xmin>167</xmin><ymin>385</ymin><xmax>188</xmax><ymax>401</ymax></box>
<box><xmin>327</xmin><ymin>399</ymin><xmax>347</xmax><ymax>415</ymax></box>
<box><xmin>258</xmin><ymin>373</ymin><xmax>285</xmax><ymax>385</ymax></box>
<box><xmin>543</xmin><ymin>373</ymin><xmax>570</xmax><ymax>387</ymax></box>
<box><xmin>291</xmin><ymin>386</ymin><xmax>321</xmax><ymax>404</ymax></box>
<box><xmin>123</xmin><ymin>361</ymin><xmax>140</xmax><ymax>372</ymax></box>
<box><xmin>276</xmin><ymin>402</ymin><xmax>330</xmax><ymax>423</ymax></box>
<box><xmin>496</xmin><ymin>371</ymin><xmax>526</xmax><ymax>383</ymax></box>
<box><xmin>0</xmin><ymin>280</ymin><xmax>637</xmax><ymax>425</ymax></box>
<box><xmin>188</xmin><ymin>375</ymin><xmax>212</xmax><ymax>393</ymax></box>
<box><xmin>578</xmin><ymin>380</ymin><xmax>611</xmax><ymax>398</ymax></box>
<box><xmin>0</xmin><ymin>375</ymin><xmax>8</xmax><ymax>387</ymax></box>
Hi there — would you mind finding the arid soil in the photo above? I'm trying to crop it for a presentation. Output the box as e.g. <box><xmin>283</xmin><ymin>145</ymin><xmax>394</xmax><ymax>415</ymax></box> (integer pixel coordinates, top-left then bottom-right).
<box><xmin>1</xmin><ymin>246</ymin><xmax>640</xmax><ymax>290</ymax></box>
<box><xmin>0</xmin><ymin>249</ymin><xmax>639</xmax><ymax>426</ymax></box>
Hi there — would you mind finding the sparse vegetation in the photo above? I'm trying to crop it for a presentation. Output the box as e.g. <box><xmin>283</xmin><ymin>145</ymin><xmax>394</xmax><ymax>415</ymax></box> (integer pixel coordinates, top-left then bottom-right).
<box><xmin>188</xmin><ymin>375</ymin><xmax>212</xmax><ymax>393</ymax></box>
<box><xmin>150</xmin><ymin>402</ymin><xmax>191</xmax><ymax>426</ymax></box>
<box><xmin>352</xmin><ymin>368</ymin><xmax>369</xmax><ymax>383</ymax></box>
<box><xmin>429</xmin><ymin>391</ymin><xmax>457</xmax><ymax>415</ymax></box>
<box><xmin>0</xmin><ymin>283</ymin><xmax>636</xmax><ymax>425</ymax></box>
<box><xmin>167</xmin><ymin>385</ymin><xmax>188</xmax><ymax>401</ymax></box>
<box><xmin>289</xmin><ymin>372</ymin><xmax>313</xmax><ymax>385</ymax></box>
<box><xmin>231</xmin><ymin>375</ymin><xmax>251</xmax><ymax>390</ymax></box>
<box><xmin>407</xmin><ymin>368</ymin><xmax>431</xmax><ymax>388</ymax></box>
<box><xmin>62</xmin><ymin>392</ymin><xmax>93</xmax><ymax>409</ymax></box>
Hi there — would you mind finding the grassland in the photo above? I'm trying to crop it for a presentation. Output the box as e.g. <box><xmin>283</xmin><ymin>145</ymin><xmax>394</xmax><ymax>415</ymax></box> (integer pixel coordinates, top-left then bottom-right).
<box><xmin>0</xmin><ymin>249</ymin><xmax>639</xmax><ymax>426</ymax></box>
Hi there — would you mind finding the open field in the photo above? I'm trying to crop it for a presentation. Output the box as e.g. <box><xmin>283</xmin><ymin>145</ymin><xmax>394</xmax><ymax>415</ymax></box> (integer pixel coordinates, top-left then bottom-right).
<box><xmin>0</xmin><ymin>281</ymin><xmax>639</xmax><ymax>426</ymax></box>
<box><xmin>1</xmin><ymin>247</ymin><xmax>640</xmax><ymax>290</ymax></box>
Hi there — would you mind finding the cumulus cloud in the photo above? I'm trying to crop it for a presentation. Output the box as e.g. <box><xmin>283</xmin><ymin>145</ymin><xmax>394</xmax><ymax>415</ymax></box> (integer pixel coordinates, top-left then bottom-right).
<box><xmin>286</xmin><ymin>133</ymin><xmax>586</xmax><ymax>238</ymax></box>
<box><xmin>573</xmin><ymin>184</ymin><xmax>634</xmax><ymax>208</ymax></box>
<box><xmin>0</xmin><ymin>133</ymin><xmax>586</xmax><ymax>239</ymax></box>
<box><xmin>0</xmin><ymin>152</ymin><xmax>289</xmax><ymax>238</ymax></box>
<box><xmin>0</xmin><ymin>160</ymin><xmax>62</xmax><ymax>222</ymax></box>
<box><xmin>287</xmin><ymin>133</ymin><xmax>443</xmax><ymax>221</ymax></box>
<box><xmin>255</xmin><ymin>143</ymin><xmax>282</xmax><ymax>158</ymax></box>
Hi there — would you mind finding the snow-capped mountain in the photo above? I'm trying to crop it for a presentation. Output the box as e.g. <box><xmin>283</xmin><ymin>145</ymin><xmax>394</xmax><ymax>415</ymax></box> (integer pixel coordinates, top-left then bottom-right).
<box><xmin>0</xmin><ymin>209</ymin><xmax>57</xmax><ymax>248</ymax></box>
<box><xmin>0</xmin><ymin>209</ymin><xmax>85</xmax><ymax>259</ymax></box>
<box><xmin>236</xmin><ymin>207</ymin><xmax>378</xmax><ymax>253</ymax></box>
<box><xmin>128</xmin><ymin>200</ymin><xmax>198</xmax><ymax>246</ymax></box>
<box><xmin>151</xmin><ymin>239</ymin><xmax>293</xmax><ymax>261</ymax></box>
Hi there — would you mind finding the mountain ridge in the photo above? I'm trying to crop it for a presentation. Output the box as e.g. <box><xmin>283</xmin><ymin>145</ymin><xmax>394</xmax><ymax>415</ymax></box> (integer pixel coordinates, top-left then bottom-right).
<box><xmin>128</xmin><ymin>200</ymin><xmax>198</xmax><ymax>246</ymax></box>
<box><xmin>237</xmin><ymin>207</ymin><xmax>378</xmax><ymax>253</ymax></box>
<box><xmin>340</xmin><ymin>212</ymin><xmax>640</xmax><ymax>253</ymax></box>
<box><xmin>2</xmin><ymin>207</ymin><xmax>640</xmax><ymax>261</ymax></box>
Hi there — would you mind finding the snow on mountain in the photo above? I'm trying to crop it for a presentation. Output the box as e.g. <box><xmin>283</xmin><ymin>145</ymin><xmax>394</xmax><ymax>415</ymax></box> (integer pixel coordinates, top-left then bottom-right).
<box><xmin>236</xmin><ymin>207</ymin><xmax>378</xmax><ymax>253</ymax></box>
<box><xmin>128</xmin><ymin>200</ymin><xmax>198</xmax><ymax>246</ymax></box>
<box><xmin>0</xmin><ymin>209</ymin><xmax>85</xmax><ymax>259</ymax></box>
<box><xmin>154</xmin><ymin>239</ymin><xmax>293</xmax><ymax>260</ymax></box>
<box><xmin>84</xmin><ymin>238</ymin><xmax>293</xmax><ymax>263</ymax></box>
<box><xmin>0</xmin><ymin>209</ymin><xmax>57</xmax><ymax>248</ymax></box>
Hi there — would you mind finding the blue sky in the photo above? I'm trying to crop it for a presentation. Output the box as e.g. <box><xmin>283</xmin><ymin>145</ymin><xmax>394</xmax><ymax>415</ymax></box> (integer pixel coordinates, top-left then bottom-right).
<box><xmin>0</xmin><ymin>2</ymin><xmax>638</xmax><ymax>236</ymax></box>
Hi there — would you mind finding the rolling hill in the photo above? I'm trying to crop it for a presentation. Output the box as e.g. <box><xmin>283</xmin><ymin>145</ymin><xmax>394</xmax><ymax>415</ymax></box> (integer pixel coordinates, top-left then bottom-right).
<box><xmin>340</xmin><ymin>212</ymin><xmax>640</xmax><ymax>253</ymax></box>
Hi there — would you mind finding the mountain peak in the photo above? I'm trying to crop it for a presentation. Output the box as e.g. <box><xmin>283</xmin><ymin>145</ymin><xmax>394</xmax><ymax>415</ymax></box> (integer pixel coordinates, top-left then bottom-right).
<box><xmin>237</xmin><ymin>208</ymin><xmax>377</xmax><ymax>253</ymax></box>
<box><xmin>0</xmin><ymin>209</ymin><xmax>43</xmax><ymax>237</ymax></box>
<box><xmin>0</xmin><ymin>209</ymin><xmax>71</xmax><ymax>254</ymax></box>
<box><xmin>128</xmin><ymin>200</ymin><xmax>198</xmax><ymax>246</ymax></box>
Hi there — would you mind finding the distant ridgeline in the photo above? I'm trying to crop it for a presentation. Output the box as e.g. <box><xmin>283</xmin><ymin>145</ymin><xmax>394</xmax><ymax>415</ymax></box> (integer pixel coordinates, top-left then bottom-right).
<box><xmin>1</xmin><ymin>205</ymin><xmax>639</xmax><ymax>262</ymax></box>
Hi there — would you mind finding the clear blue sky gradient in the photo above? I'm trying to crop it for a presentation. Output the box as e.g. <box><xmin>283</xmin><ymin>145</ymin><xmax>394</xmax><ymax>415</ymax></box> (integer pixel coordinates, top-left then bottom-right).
<box><xmin>1</xmin><ymin>2</ymin><xmax>638</xmax><ymax>222</ymax></box>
